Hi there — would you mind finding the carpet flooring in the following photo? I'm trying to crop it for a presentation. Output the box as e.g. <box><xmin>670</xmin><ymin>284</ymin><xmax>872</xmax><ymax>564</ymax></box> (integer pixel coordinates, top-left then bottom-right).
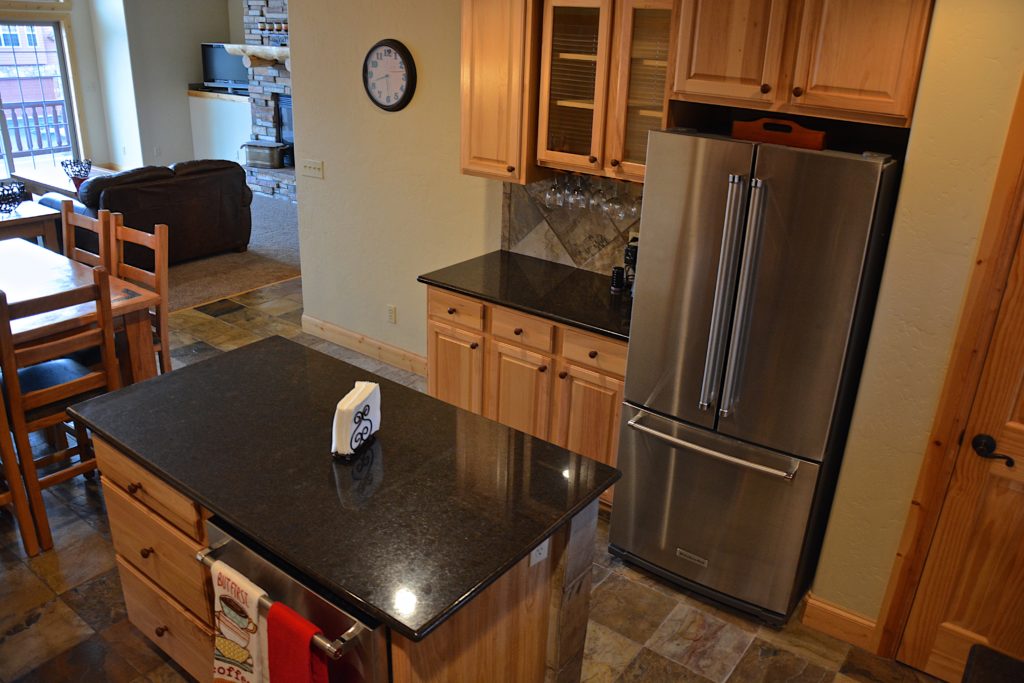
<box><xmin>167</xmin><ymin>193</ymin><xmax>301</xmax><ymax>311</ymax></box>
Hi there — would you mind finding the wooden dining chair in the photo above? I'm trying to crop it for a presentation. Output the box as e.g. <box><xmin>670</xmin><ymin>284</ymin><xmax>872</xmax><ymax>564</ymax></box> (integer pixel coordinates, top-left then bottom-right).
<box><xmin>0</xmin><ymin>267</ymin><xmax>121</xmax><ymax>550</ymax></box>
<box><xmin>0</xmin><ymin>392</ymin><xmax>39</xmax><ymax>556</ymax></box>
<box><xmin>61</xmin><ymin>199</ymin><xmax>112</xmax><ymax>270</ymax></box>
<box><xmin>110</xmin><ymin>213</ymin><xmax>171</xmax><ymax>373</ymax></box>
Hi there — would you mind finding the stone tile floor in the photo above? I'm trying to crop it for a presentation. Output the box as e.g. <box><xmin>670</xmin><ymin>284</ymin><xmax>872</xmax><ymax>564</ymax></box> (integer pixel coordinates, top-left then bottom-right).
<box><xmin>0</xmin><ymin>277</ymin><xmax>939</xmax><ymax>682</ymax></box>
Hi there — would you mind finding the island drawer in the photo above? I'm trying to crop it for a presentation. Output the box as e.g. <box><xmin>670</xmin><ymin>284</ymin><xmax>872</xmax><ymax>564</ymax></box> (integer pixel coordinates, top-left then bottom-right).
<box><xmin>95</xmin><ymin>437</ymin><xmax>206</xmax><ymax>542</ymax></box>
<box><xmin>105</xmin><ymin>481</ymin><xmax>213</xmax><ymax>625</ymax></box>
<box><xmin>491</xmin><ymin>307</ymin><xmax>554</xmax><ymax>352</ymax></box>
<box><xmin>562</xmin><ymin>329</ymin><xmax>627</xmax><ymax>377</ymax></box>
<box><xmin>118</xmin><ymin>556</ymin><xmax>213</xmax><ymax>683</ymax></box>
<box><xmin>428</xmin><ymin>287</ymin><xmax>484</xmax><ymax>330</ymax></box>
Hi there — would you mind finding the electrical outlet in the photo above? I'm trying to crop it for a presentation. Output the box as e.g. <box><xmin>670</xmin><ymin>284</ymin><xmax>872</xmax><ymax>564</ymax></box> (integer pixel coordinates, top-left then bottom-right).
<box><xmin>529</xmin><ymin>539</ymin><xmax>549</xmax><ymax>567</ymax></box>
<box><xmin>387</xmin><ymin>304</ymin><xmax>397</xmax><ymax>325</ymax></box>
<box><xmin>301</xmin><ymin>159</ymin><xmax>324</xmax><ymax>179</ymax></box>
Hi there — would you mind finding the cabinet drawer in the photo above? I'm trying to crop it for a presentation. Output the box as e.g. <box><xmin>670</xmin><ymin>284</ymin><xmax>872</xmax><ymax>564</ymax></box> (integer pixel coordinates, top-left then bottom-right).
<box><xmin>105</xmin><ymin>481</ymin><xmax>212</xmax><ymax>624</ymax></box>
<box><xmin>95</xmin><ymin>437</ymin><xmax>205</xmax><ymax>542</ymax></box>
<box><xmin>491</xmin><ymin>307</ymin><xmax>554</xmax><ymax>352</ymax></box>
<box><xmin>118</xmin><ymin>556</ymin><xmax>213</xmax><ymax>683</ymax></box>
<box><xmin>427</xmin><ymin>288</ymin><xmax>485</xmax><ymax>330</ymax></box>
<box><xmin>562</xmin><ymin>329</ymin><xmax>627</xmax><ymax>376</ymax></box>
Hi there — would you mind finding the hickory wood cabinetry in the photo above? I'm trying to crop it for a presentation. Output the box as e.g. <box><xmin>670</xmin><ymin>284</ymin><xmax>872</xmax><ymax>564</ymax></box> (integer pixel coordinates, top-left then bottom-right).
<box><xmin>671</xmin><ymin>0</ymin><xmax>933</xmax><ymax>126</ymax></box>
<box><xmin>426</xmin><ymin>287</ymin><xmax>626</xmax><ymax>504</ymax></box>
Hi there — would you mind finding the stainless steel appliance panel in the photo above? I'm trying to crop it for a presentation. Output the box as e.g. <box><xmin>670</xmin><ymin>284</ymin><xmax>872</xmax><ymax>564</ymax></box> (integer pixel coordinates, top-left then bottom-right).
<box><xmin>609</xmin><ymin>407</ymin><xmax>819</xmax><ymax>614</ymax></box>
<box><xmin>624</xmin><ymin>132</ymin><xmax>756</xmax><ymax>427</ymax></box>
<box><xmin>717</xmin><ymin>145</ymin><xmax>891</xmax><ymax>460</ymax></box>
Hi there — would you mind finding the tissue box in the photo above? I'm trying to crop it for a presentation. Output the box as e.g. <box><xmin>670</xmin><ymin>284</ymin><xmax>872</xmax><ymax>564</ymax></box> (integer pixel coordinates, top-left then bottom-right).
<box><xmin>332</xmin><ymin>381</ymin><xmax>381</xmax><ymax>457</ymax></box>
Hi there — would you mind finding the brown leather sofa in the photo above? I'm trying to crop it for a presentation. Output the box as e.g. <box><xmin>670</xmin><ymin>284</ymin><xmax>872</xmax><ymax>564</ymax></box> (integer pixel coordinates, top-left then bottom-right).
<box><xmin>40</xmin><ymin>160</ymin><xmax>253</xmax><ymax>268</ymax></box>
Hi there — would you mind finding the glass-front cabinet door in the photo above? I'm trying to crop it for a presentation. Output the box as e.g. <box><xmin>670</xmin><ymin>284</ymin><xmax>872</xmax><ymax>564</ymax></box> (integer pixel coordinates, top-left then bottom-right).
<box><xmin>604</xmin><ymin>0</ymin><xmax>672</xmax><ymax>181</ymax></box>
<box><xmin>537</xmin><ymin>0</ymin><xmax>613</xmax><ymax>173</ymax></box>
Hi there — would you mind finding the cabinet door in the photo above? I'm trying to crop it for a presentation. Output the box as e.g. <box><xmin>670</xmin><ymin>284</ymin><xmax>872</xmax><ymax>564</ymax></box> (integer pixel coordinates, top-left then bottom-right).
<box><xmin>604</xmin><ymin>0</ymin><xmax>672</xmax><ymax>181</ymax></box>
<box><xmin>487</xmin><ymin>341</ymin><xmax>553</xmax><ymax>439</ymax></box>
<box><xmin>427</xmin><ymin>321</ymin><xmax>485</xmax><ymax>414</ymax></box>
<box><xmin>671</xmin><ymin>0</ymin><xmax>789</xmax><ymax>104</ymax></box>
<box><xmin>461</xmin><ymin>0</ymin><xmax>543</xmax><ymax>183</ymax></box>
<box><xmin>788</xmin><ymin>0</ymin><xmax>931</xmax><ymax>121</ymax></box>
<box><xmin>552</xmin><ymin>362</ymin><xmax>623</xmax><ymax>502</ymax></box>
<box><xmin>537</xmin><ymin>0</ymin><xmax>613</xmax><ymax>173</ymax></box>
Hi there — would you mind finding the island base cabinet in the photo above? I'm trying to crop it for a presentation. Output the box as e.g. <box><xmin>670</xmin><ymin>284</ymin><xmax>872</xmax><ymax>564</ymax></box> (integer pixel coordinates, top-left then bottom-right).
<box><xmin>118</xmin><ymin>557</ymin><xmax>214</xmax><ymax>683</ymax></box>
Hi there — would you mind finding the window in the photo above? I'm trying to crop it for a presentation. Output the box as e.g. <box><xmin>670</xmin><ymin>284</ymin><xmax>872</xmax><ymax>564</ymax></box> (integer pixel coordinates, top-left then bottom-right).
<box><xmin>0</xmin><ymin>21</ymin><xmax>78</xmax><ymax>174</ymax></box>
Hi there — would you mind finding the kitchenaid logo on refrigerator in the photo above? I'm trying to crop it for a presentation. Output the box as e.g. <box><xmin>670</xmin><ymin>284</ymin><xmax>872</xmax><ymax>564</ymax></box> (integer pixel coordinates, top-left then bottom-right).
<box><xmin>676</xmin><ymin>547</ymin><xmax>709</xmax><ymax>568</ymax></box>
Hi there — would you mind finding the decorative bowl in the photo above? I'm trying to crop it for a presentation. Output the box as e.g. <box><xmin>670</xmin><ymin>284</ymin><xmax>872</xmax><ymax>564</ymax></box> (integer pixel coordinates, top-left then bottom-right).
<box><xmin>0</xmin><ymin>181</ymin><xmax>24</xmax><ymax>213</ymax></box>
<box><xmin>61</xmin><ymin>158</ymin><xmax>92</xmax><ymax>186</ymax></box>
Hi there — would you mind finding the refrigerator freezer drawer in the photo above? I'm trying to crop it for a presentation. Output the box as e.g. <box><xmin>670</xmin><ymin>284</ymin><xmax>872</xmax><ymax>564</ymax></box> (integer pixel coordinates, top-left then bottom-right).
<box><xmin>609</xmin><ymin>407</ymin><xmax>819</xmax><ymax>615</ymax></box>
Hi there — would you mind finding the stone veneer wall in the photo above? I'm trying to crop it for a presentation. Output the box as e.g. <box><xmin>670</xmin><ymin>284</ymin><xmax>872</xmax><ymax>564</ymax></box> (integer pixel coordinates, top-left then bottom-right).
<box><xmin>243</xmin><ymin>0</ymin><xmax>295</xmax><ymax>200</ymax></box>
<box><xmin>501</xmin><ymin>178</ymin><xmax>641</xmax><ymax>275</ymax></box>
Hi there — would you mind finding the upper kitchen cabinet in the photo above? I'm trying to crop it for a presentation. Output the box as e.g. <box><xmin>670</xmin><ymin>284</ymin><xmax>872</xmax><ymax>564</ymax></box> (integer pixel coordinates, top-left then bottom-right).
<box><xmin>460</xmin><ymin>0</ymin><xmax>545</xmax><ymax>183</ymax></box>
<box><xmin>672</xmin><ymin>0</ymin><xmax>789</xmax><ymax>105</ymax></box>
<box><xmin>604</xmin><ymin>0</ymin><xmax>673</xmax><ymax>181</ymax></box>
<box><xmin>537</xmin><ymin>0</ymin><xmax>614</xmax><ymax>173</ymax></box>
<box><xmin>787</xmin><ymin>0</ymin><xmax>932</xmax><ymax>121</ymax></box>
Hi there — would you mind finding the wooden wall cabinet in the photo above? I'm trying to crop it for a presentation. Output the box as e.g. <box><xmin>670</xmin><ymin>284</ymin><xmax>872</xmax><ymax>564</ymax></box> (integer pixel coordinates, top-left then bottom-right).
<box><xmin>426</xmin><ymin>287</ymin><xmax>627</xmax><ymax>504</ymax></box>
<box><xmin>460</xmin><ymin>0</ymin><xmax>546</xmax><ymax>184</ymax></box>
<box><xmin>670</xmin><ymin>0</ymin><xmax>933</xmax><ymax>126</ymax></box>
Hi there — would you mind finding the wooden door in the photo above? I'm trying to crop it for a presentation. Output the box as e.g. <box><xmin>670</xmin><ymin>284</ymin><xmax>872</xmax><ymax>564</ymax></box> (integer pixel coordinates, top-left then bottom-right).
<box><xmin>671</xmin><ymin>0</ymin><xmax>789</xmax><ymax>104</ymax></box>
<box><xmin>487</xmin><ymin>340</ymin><xmax>553</xmax><ymax>439</ymax></box>
<box><xmin>897</xmin><ymin>230</ymin><xmax>1024</xmax><ymax>680</ymax></box>
<box><xmin>537</xmin><ymin>0</ymin><xmax>613</xmax><ymax>173</ymax></box>
<box><xmin>604</xmin><ymin>0</ymin><xmax>672</xmax><ymax>181</ymax></box>
<box><xmin>788</xmin><ymin>0</ymin><xmax>931</xmax><ymax>121</ymax></box>
<box><xmin>461</xmin><ymin>0</ymin><xmax>543</xmax><ymax>183</ymax></box>
<box><xmin>551</xmin><ymin>362</ymin><xmax>623</xmax><ymax>503</ymax></box>
<box><xmin>427</xmin><ymin>321</ymin><xmax>485</xmax><ymax>414</ymax></box>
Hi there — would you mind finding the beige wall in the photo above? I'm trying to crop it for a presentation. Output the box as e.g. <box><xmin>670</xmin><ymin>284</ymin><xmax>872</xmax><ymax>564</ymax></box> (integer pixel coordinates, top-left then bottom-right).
<box><xmin>290</xmin><ymin>0</ymin><xmax>501</xmax><ymax>355</ymax></box>
<box><xmin>812</xmin><ymin>0</ymin><xmax>1024</xmax><ymax>619</ymax></box>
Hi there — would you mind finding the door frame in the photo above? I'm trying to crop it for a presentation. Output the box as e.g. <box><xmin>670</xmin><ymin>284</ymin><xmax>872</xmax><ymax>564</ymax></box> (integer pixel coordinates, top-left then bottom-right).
<box><xmin>872</xmin><ymin>74</ymin><xmax>1024</xmax><ymax>657</ymax></box>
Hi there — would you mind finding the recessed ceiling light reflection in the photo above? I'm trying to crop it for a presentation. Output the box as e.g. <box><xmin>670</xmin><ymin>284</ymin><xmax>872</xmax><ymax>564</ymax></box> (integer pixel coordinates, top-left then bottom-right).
<box><xmin>394</xmin><ymin>587</ymin><xmax>418</xmax><ymax>616</ymax></box>
<box><xmin>562</xmin><ymin>469</ymin><xmax>571</xmax><ymax>479</ymax></box>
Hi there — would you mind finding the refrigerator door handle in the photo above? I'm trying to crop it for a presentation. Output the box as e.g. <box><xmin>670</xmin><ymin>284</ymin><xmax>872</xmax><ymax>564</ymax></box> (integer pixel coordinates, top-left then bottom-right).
<box><xmin>627</xmin><ymin>413</ymin><xmax>798</xmax><ymax>480</ymax></box>
<box><xmin>698</xmin><ymin>174</ymin><xmax>746</xmax><ymax>411</ymax></box>
<box><xmin>719</xmin><ymin>178</ymin><xmax>766</xmax><ymax>418</ymax></box>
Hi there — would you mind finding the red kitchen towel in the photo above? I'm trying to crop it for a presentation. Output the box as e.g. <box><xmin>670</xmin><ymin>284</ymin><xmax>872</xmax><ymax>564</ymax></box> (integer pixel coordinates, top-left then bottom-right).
<box><xmin>267</xmin><ymin>602</ymin><xmax>329</xmax><ymax>683</ymax></box>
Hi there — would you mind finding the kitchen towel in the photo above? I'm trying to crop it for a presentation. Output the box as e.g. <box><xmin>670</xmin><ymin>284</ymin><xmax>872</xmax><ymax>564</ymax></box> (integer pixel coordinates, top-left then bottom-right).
<box><xmin>211</xmin><ymin>560</ymin><xmax>268</xmax><ymax>683</ymax></box>
<box><xmin>267</xmin><ymin>602</ymin><xmax>329</xmax><ymax>683</ymax></box>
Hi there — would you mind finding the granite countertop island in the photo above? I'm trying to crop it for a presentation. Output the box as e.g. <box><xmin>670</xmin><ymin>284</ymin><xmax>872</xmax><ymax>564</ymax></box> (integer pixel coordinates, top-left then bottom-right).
<box><xmin>70</xmin><ymin>336</ymin><xmax>618</xmax><ymax>681</ymax></box>
<box><xmin>418</xmin><ymin>250</ymin><xmax>632</xmax><ymax>341</ymax></box>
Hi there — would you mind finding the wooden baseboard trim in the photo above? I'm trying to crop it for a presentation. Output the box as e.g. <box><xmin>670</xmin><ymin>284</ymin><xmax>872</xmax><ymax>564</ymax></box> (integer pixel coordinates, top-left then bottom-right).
<box><xmin>302</xmin><ymin>314</ymin><xmax>427</xmax><ymax>376</ymax></box>
<box><xmin>801</xmin><ymin>593</ymin><xmax>877</xmax><ymax>651</ymax></box>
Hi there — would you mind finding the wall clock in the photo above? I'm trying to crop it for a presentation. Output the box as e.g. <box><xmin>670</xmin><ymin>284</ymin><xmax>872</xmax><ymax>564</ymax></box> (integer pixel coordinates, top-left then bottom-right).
<box><xmin>363</xmin><ymin>39</ymin><xmax>416</xmax><ymax>112</ymax></box>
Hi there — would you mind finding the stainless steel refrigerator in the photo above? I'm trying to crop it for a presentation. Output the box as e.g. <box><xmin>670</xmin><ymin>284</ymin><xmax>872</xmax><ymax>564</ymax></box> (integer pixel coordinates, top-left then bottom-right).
<box><xmin>609</xmin><ymin>130</ymin><xmax>899</xmax><ymax>623</ymax></box>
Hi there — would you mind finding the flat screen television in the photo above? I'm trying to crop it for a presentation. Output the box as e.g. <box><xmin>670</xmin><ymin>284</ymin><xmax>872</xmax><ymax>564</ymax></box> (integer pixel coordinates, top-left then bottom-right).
<box><xmin>201</xmin><ymin>43</ymin><xmax>248</xmax><ymax>86</ymax></box>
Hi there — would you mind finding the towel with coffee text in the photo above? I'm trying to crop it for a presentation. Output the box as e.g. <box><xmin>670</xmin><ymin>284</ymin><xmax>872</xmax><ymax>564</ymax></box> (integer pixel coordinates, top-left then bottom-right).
<box><xmin>211</xmin><ymin>559</ymin><xmax>268</xmax><ymax>683</ymax></box>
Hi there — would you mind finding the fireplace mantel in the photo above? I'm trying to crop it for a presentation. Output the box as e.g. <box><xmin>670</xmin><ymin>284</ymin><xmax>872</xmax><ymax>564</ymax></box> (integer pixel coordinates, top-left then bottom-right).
<box><xmin>224</xmin><ymin>44</ymin><xmax>290</xmax><ymax>72</ymax></box>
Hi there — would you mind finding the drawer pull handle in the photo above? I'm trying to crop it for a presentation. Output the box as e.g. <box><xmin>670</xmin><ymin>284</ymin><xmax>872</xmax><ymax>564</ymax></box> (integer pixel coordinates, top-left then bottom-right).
<box><xmin>558</xmin><ymin>371</ymin><xmax>568</xmax><ymax>380</ymax></box>
<box><xmin>588</xmin><ymin>350</ymin><xmax>598</xmax><ymax>359</ymax></box>
<box><xmin>610</xmin><ymin>159</ymin><xmax>620</xmax><ymax>167</ymax></box>
<box><xmin>469</xmin><ymin>342</ymin><xmax>479</xmax><ymax>350</ymax></box>
<box><xmin>506</xmin><ymin>165</ymin><xmax>516</xmax><ymax>173</ymax></box>
<box><xmin>447</xmin><ymin>307</ymin><xmax>456</xmax><ymax>315</ymax></box>
<box><xmin>140</xmin><ymin>547</ymin><xmax>154</xmax><ymax>559</ymax></box>
<box><xmin>588</xmin><ymin>155</ymin><xmax>598</xmax><ymax>163</ymax></box>
<box><xmin>126</xmin><ymin>482</ymin><xmax>142</xmax><ymax>495</ymax></box>
<box><xmin>513</xmin><ymin>327</ymin><xmax>523</xmax><ymax>336</ymax></box>
<box><xmin>760</xmin><ymin>83</ymin><xmax>771</xmax><ymax>94</ymax></box>
<box><xmin>538</xmin><ymin>365</ymin><xmax>547</xmax><ymax>373</ymax></box>
<box><xmin>155</xmin><ymin>626</ymin><xmax>168</xmax><ymax>637</ymax></box>
<box><xmin>792</xmin><ymin>86</ymin><xmax>804</xmax><ymax>97</ymax></box>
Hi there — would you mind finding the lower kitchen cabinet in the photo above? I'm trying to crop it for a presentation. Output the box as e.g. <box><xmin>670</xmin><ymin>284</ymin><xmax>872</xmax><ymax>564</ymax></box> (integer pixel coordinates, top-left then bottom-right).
<box><xmin>427</xmin><ymin>320</ymin><xmax>485</xmax><ymax>413</ymax></box>
<box><xmin>488</xmin><ymin>340</ymin><xmax>554</xmax><ymax>439</ymax></box>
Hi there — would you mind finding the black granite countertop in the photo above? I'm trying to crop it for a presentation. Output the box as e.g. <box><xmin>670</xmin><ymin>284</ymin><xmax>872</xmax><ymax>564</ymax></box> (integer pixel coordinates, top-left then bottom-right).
<box><xmin>418</xmin><ymin>250</ymin><xmax>632</xmax><ymax>341</ymax></box>
<box><xmin>69</xmin><ymin>337</ymin><xmax>618</xmax><ymax>641</ymax></box>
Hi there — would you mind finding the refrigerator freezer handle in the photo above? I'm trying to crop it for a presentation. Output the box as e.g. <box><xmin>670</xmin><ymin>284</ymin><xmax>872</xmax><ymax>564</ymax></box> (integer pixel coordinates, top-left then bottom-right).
<box><xmin>699</xmin><ymin>173</ymin><xmax>747</xmax><ymax>411</ymax></box>
<box><xmin>627</xmin><ymin>413</ymin><xmax>798</xmax><ymax>480</ymax></box>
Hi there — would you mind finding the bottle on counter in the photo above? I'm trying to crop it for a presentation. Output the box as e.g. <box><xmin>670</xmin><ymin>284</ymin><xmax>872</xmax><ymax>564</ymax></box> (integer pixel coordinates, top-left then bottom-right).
<box><xmin>624</xmin><ymin>232</ymin><xmax>639</xmax><ymax>296</ymax></box>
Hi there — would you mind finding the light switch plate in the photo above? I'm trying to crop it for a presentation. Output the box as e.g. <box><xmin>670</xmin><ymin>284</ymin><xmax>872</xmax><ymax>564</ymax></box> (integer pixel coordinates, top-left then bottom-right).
<box><xmin>301</xmin><ymin>159</ymin><xmax>324</xmax><ymax>179</ymax></box>
<box><xmin>529</xmin><ymin>539</ymin><xmax>549</xmax><ymax>566</ymax></box>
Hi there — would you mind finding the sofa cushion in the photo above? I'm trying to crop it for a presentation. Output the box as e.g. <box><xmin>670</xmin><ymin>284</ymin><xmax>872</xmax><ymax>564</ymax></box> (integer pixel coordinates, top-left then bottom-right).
<box><xmin>78</xmin><ymin>165</ymin><xmax>174</xmax><ymax>208</ymax></box>
<box><xmin>170</xmin><ymin>159</ymin><xmax>242</xmax><ymax>177</ymax></box>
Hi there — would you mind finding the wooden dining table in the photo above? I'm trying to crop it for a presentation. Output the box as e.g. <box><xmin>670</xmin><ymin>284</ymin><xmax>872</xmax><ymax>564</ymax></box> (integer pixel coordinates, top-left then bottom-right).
<box><xmin>0</xmin><ymin>238</ymin><xmax>160</xmax><ymax>384</ymax></box>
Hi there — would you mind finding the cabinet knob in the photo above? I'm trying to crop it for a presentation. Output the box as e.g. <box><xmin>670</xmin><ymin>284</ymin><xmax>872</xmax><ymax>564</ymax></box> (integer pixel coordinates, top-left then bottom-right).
<box><xmin>447</xmin><ymin>307</ymin><xmax>456</xmax><ymax>315</ymax></box>
<box><xmin>538</xmin><ymin>365</ymin><xmax>548</xmax><ymax>373</ymax></box>
<box><xmin>588</xmin><ymin>155</ymin><xmax>597</xmax><ymax>164</ymax></box>
<box><xmin>513</xmin><ymin>327</ymin><xmax>523</xmax><ymax>336</ymax></box>
<box><xmin>588</xmin><ymin>350</ymin><xmax>598</xmax><ymax>359</ymax></box>
<box><xmin>610</xmin><ymin>159</ymin><xmax>620</xmax><ymax>167</ymax></box>
<box><xmin>140</xmin><ymin>547</ymin><xmax>155</xmax><ymax>559</ymax></box>
<box><xmin>155</xmin><ymin>626</ymin><xmax>167</xmax><ymax>638</ymax></box>
<box><xmin>506</xmin><ymin>165</ymin><xmax>515</xmax><ymax>173</ymax></box>
<box><xmin>792</xmin><ymin>86</ymin><xmax>804</xmax><ymax>97</ymax></box>
<box><xmin>126</xmin><ymin>482</ymin><xmax>142</xmax><ymax>495</ymax></box>
<box><xmin>760</xmin><ymin>83</ymin><xmax>772</xmax><ymax>94</ymax></box>
<box><xmin>469</xmin><ymin>342</ymin><xmax>479</xmax><ymax>350</ymax></box>
<box><xmin>558</xmin><ymin>371</ymin><xmax>568</xmax><ymax>380</ymax></box>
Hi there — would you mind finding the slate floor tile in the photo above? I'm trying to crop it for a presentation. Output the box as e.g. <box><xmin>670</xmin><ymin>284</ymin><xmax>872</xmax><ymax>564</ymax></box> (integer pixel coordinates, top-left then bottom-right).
<box><xmin>0</xmin><ymin>598</ymin><xmax>94</xmax><ymax>681</ymax></box>
<box><xmin>756</xmin><ymin>618</ymin><xmax>851</xmax><ymax>671</ymax></box>
<box><xmin>727</xmin><ymin>638</ymin><xmax>833</xmax><ymax>683</ymax></box>
<box><xmin>62</xmin><ymin>570</ymin><xmax>127</xmax><ymax>631</ymax></box>
<box><xmin>618</xmin><ymin>647</ymin><xmax>714</xmax><ymax>682</ymax></box>
<box><xmin>27</xmin><ymin>532</ymin><xmax>116</xmax><ymax>594</ymax></box>
<box><xmin>14</xmin><ymin>632</ymin><xmax>140</xmax><ymax>682</ymax></box>
<box><xmin>169</xmin><ymin>341</ymin><xmax>222</xmax><ymax>369</ymax></box>
<box><xmin>839</xmin><ymin>647</ymin><xmax>940</xmax><ymax>683</ymax></box>
<box><xmin>589</xmin><ymin>573</ymin><xmax>675</xmax><ymax>644</ymax></box>
<box><xmin>100</xmin><ymin>620</ymin><xmax>168</xmax><ymax>678</ymax></box>
<box><xmin>580</xmin><ymin>621</ymin><xmax>642</xmax><ymax>683</ymax></box>
<box><xmin>194</xmin><ymin>298</ymin><xmax>245</xmax><ymax>318</ymax></box>
<box><xmin>648</xmin><ymin>602</ymin><xmax>756</xmax><ymax>683</ymax></box>
<box><xmin>0</xmin><ymin>558</ymin><xmax>56</xmax><ymax>635</ymax></box>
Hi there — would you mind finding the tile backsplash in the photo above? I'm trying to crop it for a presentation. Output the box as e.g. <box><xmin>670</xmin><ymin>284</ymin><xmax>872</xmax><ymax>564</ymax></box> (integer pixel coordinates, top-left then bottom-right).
<box><xmin>501</xmin><ymin>177</ymin><xmax>641</xmax><ymax>275</ymax></box>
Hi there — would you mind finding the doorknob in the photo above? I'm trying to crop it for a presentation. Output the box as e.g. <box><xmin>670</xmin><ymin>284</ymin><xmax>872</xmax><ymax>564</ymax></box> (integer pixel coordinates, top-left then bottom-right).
<box><xmin>971</xmin><ymin>434</ymin><xmax>1015</xmax><ymax>468</ymax></box>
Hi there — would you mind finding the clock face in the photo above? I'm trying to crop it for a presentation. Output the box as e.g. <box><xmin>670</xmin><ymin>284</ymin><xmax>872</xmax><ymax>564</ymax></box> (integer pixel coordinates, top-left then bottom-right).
<box><xmin>363</xmin><ymin>39</ymin><xmax>416</xmax><ymax>112</ymax></box>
